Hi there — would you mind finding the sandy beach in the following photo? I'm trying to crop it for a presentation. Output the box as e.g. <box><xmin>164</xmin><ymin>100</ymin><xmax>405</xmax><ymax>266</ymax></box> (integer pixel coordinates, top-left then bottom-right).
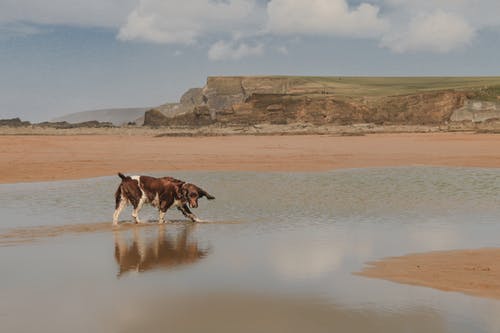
<box><xmin>357</xmin><ymin>248</ymin><xmax>500</xmax><ymax>300</ymax></box>
<box><xmin>1</xmin><ymin>132</ymin><xmax>500</xmax><ymax>303</ymax></box>
<box><xmin>1</xmin><ymin>132</ymin><xmax>499</xmax><ymax>183</ymax></box>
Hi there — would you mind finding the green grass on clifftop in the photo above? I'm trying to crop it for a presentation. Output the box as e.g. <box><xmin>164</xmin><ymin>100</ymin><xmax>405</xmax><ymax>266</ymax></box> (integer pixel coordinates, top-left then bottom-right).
<box><xmin>211</xmin><ymin>76</ymin><xmax>500</xmax><ymax>97</ymax></box>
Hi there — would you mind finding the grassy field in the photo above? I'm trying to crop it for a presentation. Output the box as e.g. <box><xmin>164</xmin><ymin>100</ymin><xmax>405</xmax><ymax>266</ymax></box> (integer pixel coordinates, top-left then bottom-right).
<box><xmin>305</xmin><ymin>76</ymin><xmax>500</xmax><ymax>97</ymax></box>
<box><xmin>216</xmin><ymin>76</ymin><xmax>500</xmax><ymax>97</ymax></box>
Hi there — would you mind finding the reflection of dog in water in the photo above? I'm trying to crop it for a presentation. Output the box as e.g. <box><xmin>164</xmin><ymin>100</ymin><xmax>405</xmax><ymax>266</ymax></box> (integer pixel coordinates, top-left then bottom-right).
<box><xmin>114</xmin><ymin>225</ymin><xmax>209</xmax><ymax>277</ymax></box>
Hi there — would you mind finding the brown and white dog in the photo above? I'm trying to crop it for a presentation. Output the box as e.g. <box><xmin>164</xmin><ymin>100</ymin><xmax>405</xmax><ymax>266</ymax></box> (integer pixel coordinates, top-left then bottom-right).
<box><xmin>113</xmin><ymin>173</ymin><xmax>215</xmax><ymax>225</ymax></box>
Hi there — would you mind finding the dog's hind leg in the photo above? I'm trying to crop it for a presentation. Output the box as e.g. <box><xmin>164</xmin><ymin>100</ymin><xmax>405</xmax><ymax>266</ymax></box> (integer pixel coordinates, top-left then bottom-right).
<box><xmin>132</xmin><ymin>196</ymin><xmax>146</xmax><ymax>224</ymax></box>
<box><xmin>113</xmin><ymin>196</ymin><xmax>127</xmax><ymax>225</ymax></box>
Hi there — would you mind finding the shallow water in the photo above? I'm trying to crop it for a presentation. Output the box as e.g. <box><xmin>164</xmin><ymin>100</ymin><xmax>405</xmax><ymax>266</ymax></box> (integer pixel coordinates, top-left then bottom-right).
<box><xmin>1</xmin><ymin>167</ymin><xmax>500</xmax><ymax>332</ymax></box>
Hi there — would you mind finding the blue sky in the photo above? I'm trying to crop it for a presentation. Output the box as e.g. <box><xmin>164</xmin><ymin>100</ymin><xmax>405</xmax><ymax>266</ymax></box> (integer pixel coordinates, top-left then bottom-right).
<box><xmin>1</xmin><ymin>0</ymin><xmax>500</xmax><ymax>122</ymax></box>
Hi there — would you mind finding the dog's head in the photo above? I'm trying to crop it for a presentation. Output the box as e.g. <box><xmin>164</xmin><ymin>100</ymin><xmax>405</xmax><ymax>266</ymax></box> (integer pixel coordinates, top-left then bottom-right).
<box><xmin>180</xmin><ymin>183</ymin><xmax>215</xmax><ymax>209</ymax></box>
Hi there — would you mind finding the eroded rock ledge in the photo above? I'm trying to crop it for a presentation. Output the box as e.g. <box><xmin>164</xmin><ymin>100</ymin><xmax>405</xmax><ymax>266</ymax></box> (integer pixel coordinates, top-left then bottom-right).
<box><xmin>144</xmin><ymin>76</ymin><xmax>500</xmax><ymax>127</ymax></box>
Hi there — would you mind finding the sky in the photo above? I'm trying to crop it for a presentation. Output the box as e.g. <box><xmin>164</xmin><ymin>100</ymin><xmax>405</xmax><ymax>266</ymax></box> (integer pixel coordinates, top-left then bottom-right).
<box><xmin>1</xmin><ymin>0</ymin><xmax>500</xmax><ymax>122</ymax></box>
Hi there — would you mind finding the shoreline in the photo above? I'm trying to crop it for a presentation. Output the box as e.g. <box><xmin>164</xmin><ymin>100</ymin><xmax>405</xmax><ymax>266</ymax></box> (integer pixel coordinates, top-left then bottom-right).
<box><xmin>1</xmin><ymin>122</ymin><xmax>499</xmax><ymax>137</ymax></box>
<box><xmin>356</xmin><ymin>248</ymin><xmax>500</xmax><ymax>301</ymax></box>
<box><xmin>0</xmin><ymin>132</ymin><xmax>499</xmax><ymax>184</ymax></box>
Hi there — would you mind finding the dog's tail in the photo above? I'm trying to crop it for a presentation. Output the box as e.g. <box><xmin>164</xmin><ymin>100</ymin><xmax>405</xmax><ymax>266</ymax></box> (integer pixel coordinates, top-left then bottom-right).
<box><xmin>118</xmin><ymin>172</ymin><xmax>127</xmax><ymax>180</ymax></box>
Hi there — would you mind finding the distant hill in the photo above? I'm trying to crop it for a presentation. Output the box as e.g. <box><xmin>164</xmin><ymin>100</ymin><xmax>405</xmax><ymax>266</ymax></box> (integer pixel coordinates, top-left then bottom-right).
<box><xmin>51</xmin><ymin>107</ymin><xmax>150</xmax><ymax>126</ymax></box>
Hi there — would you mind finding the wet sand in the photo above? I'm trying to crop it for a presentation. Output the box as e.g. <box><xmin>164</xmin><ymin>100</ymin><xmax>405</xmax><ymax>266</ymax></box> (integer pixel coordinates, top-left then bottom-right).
<box><xmin>357</xmin><ymin>248</ymin><xmax>500</xmax><ymax>300</ymax></box>
<box><xmin>0</xmin><ymin>220</ymin><xmax>240</xmax><ymax>246</ymax></box>
<box><xmin>0</xmin><ymin>132</ymin><xmax>499</xmax><ymax>183</ymax></box>
<box><xmin>0</xmin><ymin>222</ymin><xmax>115</xmax><ymax>246</ymax></box>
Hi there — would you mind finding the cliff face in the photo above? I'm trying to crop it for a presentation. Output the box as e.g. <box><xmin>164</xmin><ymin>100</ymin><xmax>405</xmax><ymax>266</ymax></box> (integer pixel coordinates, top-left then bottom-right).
<box><xmin>450</xmin><ymin>100</ymin><xmax>500</xmax><ymax>123</ymax></box>
<box><xmin>144</xmin><ymin>76</ymin><xmax>499</xmax><ymax>127</ymax></box>
<box><xmin>144</xmin><ymin>88</ymin><xmax>206</xmax><ymax>126</ymax></box>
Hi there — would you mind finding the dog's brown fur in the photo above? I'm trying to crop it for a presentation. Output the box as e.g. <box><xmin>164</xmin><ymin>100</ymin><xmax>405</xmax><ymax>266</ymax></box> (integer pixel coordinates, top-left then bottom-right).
<box><xmin>113</xmin><ymin>173</ymin><xmax>214</xmax><ymax>225</ymax></box>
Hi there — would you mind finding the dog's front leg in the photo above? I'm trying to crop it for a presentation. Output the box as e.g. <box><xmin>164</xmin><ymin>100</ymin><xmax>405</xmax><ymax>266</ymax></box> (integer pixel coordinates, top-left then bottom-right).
<box><xmin>158</xmin><ymin>210</ymin><xmax>165</xmax><ymax>224</ymax></box>
<box><xmin>178</xmin><ymin>204</ymin><xmax>202</xmax><ymax>223</ymax></box>
<box><xmin>158</xmin><ymin>210</ymin><xmax>171</xmax><ymax>224</ymax></box>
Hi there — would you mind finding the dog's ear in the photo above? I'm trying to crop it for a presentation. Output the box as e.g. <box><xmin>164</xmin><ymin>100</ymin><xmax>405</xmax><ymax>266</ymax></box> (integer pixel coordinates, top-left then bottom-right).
<box><xmin>200</xmin><ymin>189</ymin><xmax>215</xmax><ymax>200</ymax></box>
<box><xmin>174</xmin><ymin>184</ymin><xmax>187</xmax><ymax>200</ymax></box>
<box><xmin>178</xmin><ymin>184</ymin><xmax>189</xmax><ymax>200</ymax></box>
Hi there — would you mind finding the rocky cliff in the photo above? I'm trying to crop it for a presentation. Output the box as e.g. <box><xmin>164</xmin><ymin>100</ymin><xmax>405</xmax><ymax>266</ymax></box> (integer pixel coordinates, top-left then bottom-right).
<box><xmin>144</xmin><ymin>76</ymin><xmax>500</xmax><ymax>127</ymax></box>
<box><xmin>451</xmin><ymin>100</ymin><xmax>500</xmax><ymax>123</ymax></box>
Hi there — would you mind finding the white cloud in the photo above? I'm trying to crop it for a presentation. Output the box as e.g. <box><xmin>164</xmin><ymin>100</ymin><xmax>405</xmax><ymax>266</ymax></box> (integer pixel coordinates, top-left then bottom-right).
<box><xmin>1</xmin><ymin>0</ymin><xmax>500</xmax><ymax>55</ymax></box>
<box><xmin>266</xmin><ymin>0</ymin><xmax>388</xmax><ymax>38</ymax></box>
<box><xmin>382</xmin><ymin>0</ymin><xmax>500</xmax><ymax>29</ymax></box>
<box><xmin>410</xmin><ymin>225</ymin><xmax>461</xmax><ymax>250</ymax></box>
<box><xmin>271</xmin><ymin>240</ymin><xmax>344</xmax><ymax>280</ymax></box>
<box><xmin>119</xmin><ymin>0</ymin><xmax>492</xmax><ymax>54</ymax></box>
<box><xmin>0</xmin><ymin>0</ymin><xmax>137</xmax><ymax>28</ymax></box>
<box><xmin>208</xmin><ymin>40</ymin><xmax>264</xmax><ymax>61</ymax></box>
<box><xmin>0</xmin><ymin>22</ymin><xmax>45</xmax><ymax>39</ymax></box>
<box><xmin>118</xmin><ymin>0</ymin><xmax>260</xmax><ymax>44</ymax></box>
<box><xmin>276</xmin><ymin>46</ymin><xmax>289</xmax><ymax>55</ymax></box>
<box><xmin>381</xmin><ymin>10</ymin><xmax>475</xmax><ymax>53</ymax></box>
